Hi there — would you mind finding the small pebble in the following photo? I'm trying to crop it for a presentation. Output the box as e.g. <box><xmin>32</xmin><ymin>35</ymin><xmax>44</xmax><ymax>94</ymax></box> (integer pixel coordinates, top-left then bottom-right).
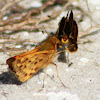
<box><xmin>79</xmin><ymin>57</ymin><xmax>89</xmax><ymax>63</ymax></box>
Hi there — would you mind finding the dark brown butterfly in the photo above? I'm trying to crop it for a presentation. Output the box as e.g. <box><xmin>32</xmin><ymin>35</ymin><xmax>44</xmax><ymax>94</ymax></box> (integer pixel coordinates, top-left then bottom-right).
<box><xmin>56</xmin><ymin>10</ymin><xmax>78</xmax><ymax>53</ymax></box>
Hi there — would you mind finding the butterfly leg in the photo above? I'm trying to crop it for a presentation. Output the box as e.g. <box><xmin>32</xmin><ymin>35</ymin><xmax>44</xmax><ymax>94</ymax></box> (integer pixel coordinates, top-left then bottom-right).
<box><xmin>42</xmin><ymin>66</ymin><xmax>48</xmax><ymax>88</ymax></box>
<box><xmin>51</xmin><ymin>62</ymin><xmax>68</xmax><ymax>88</ymax></box>
<box><xmin>37</xmin><ymin>67</ymin><xmax>47</xmax><ymax>92</ymax></box>
<box><xmin>66</xmin><ymin>53</ymin><xmax>69</xmax><ymax>66</ymax></box>
<box><xmin>66</xmin><ymin>53</ymin><xmax>73</xmax><ymax>67</ymax></box>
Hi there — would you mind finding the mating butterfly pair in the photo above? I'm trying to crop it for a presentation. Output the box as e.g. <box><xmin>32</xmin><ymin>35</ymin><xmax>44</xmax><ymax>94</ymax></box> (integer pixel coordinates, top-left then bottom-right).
<box><xmin>6</xmin><ymin>10</ymin><xmax>78</xmax><ymax>82</ymax></box>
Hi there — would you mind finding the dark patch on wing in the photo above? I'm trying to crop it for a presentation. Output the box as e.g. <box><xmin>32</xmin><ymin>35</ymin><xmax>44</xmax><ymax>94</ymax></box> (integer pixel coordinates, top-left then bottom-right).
<box><xmin>39</xmin><ymin>59</ymin><xmax>43</xmax><ymax>62</ymax></box>
<box><xmin>24</xmin><ymin>73</ymin><xmax>27</xmax><ymax>76</ymax></box>
<box><xmin>34</xmin><ymin>67</ymin><xmax>39</xmax><ymax>71</ymax></box>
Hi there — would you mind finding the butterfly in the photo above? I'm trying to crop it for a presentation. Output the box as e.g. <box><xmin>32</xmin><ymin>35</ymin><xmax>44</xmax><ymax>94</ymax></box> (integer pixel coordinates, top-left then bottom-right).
<box><xmin>56</xmin><ymin>10</ymin><xmax>78</xmax><ymax>53</ymax></box>
<box><xmin>6</xmin><ymin>36</ymin><xmax>60</xmax><ymax>82</ymax></box>
<box><xmin>6</xmin><ymin>10</ymin><xmax>78</xmax><ymax>82</ymax></box>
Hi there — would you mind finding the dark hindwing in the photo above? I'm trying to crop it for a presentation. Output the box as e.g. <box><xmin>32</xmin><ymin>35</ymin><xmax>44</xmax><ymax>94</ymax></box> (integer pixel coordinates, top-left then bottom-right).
<box><xmin>57</xmin><ymin>10</ymin><xmax>78</xmax><ymax>52</ymax></box>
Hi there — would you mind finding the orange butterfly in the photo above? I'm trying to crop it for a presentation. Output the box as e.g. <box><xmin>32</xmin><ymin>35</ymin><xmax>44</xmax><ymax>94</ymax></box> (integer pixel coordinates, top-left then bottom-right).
<box><xmin>6</xmin><ymin>10</ymin><xmax>78</xmax><ymax>82</ymax></box>
<box><xmin>7</xmin><ymin>36</ymin><xmax>60</xmax><ymax>82</ymax></box>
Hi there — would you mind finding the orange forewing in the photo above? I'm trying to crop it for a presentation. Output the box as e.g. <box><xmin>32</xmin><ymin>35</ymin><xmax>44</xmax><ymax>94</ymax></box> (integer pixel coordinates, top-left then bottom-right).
<box><xmin>6</xmin><ymin>36</ymin><xmax>60</xmax><ymax>82</ymax></box>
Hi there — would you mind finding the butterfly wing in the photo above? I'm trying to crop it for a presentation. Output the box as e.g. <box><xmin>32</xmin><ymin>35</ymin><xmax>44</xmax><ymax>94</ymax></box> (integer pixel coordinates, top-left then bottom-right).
<box><xmin>64</xmin><ymin>10</ymin><xmax>78</xmax><ymax>52</ymax></box>
<box><xmin>7</xmin><ymin>50</ymin><xmax>56</xmax><ymax>82</ymax></box>
<box><xmin>6</xmin><ymin>36</ymin><xmax>60</xmax><ymax>82</ymax></box>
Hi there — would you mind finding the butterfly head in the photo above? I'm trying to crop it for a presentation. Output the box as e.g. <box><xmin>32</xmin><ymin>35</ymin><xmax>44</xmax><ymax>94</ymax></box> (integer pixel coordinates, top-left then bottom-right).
<box><xmin>61</xmin><ymin>35</ymin><xmax>69</xmax><ymax>44</ymax></box>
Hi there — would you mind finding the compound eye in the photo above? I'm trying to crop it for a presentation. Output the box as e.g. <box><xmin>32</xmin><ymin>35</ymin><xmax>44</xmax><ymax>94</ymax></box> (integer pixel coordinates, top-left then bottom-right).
<box><xmin>61</xmin><ymin>36</ymin><xmax>68</xmax><ymax>44</ymax></box>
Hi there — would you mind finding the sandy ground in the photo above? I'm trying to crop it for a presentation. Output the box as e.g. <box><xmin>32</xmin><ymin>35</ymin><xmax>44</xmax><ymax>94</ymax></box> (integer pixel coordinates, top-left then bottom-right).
<box><xmin>0</xmin><ymin>0</ymin><xmax>100</xmax><ymax>100</ymax></box>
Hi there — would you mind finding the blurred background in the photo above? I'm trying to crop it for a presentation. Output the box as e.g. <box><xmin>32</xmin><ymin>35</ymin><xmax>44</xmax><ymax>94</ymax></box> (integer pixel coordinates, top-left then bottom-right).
<box><xmin>0</xmin><ymin>0</ymin><xmax>99</xmax><ymax>53</ymax></box>
<box><xmin>0</xmin><ymin>0</ymin><xmax>100</xmax><ymax>100</ymax></box>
